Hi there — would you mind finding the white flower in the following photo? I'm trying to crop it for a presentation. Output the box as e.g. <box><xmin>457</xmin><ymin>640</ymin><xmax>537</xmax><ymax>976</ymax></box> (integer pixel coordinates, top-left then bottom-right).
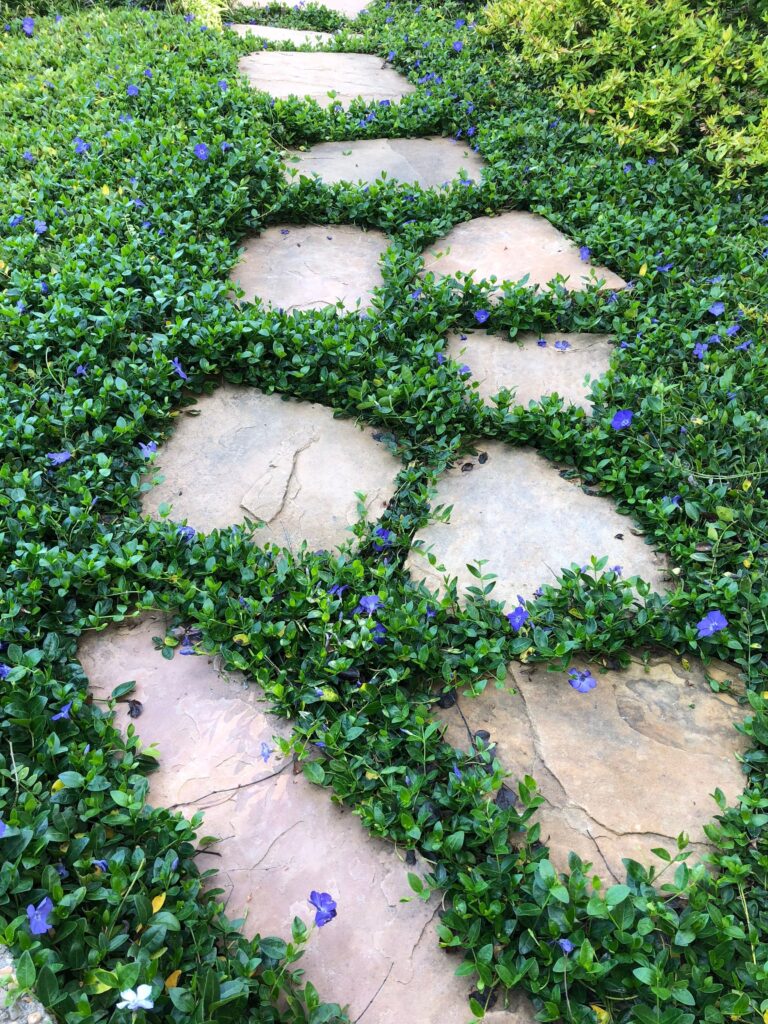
<box><xmin>117</xmin><ymin>985</ymin><xmax>154</xmax><ymax>1011</ymax></box>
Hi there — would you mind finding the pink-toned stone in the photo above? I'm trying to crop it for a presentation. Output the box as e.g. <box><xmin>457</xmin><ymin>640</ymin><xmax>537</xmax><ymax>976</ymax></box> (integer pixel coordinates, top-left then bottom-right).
<box><xmin>446</xmin><ymin>330</ymin><xmax>613</xmax><ymax>411</ymax></box>
<box><xmin>230</xmin><ymin>224</ymin><xmax>388</xmax><ymax>311</ymax></box>
<box><xmin>438</xmin><ymin>656</ymin><xmax>747</xmax><ymax>879</ymax></box>
<box><xmin>238</xmin><ymin>51</ymin><xmax>415</xmax><ymax>108</ymax></box>
<box><xmin>407</xmin><ymin>443</ymin><xmax>669</xmax><ymax>604</ymax></box>
<box><xmin>422</xmin><ymin>212</ymin><xmax>626</xmax><ymax>292</ymax></box>
<box><xmin>141</xmin><ymin>386</ymin><xmax>400</xmax><ymax>549</ymax></box>
<box><xmin>79</xmin><ymin>615</ymin><xmax>537</xmax><ymax>1024</ymax></box>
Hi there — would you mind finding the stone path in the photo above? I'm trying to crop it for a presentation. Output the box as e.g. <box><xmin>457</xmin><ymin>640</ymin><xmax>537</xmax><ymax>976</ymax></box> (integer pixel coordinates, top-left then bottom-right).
<box><xmin>438</xmin><ymin>657</ymin><xmax>746</xmax><ymax>880</ymax></box>
<box><xmin>286</xmin><ymin>137</ymin><xmax>485</xmax><ymax>188</ymax></box>
<box><xmin>230</xmin><ymin>224</ymin><xmax>388</xmax><ymax>311</ymax></box>
<box><xmin>79</xmin><ymin>615</ymin><xmax>537</xmax><ymax>1024</ymax></box>
<box><xmin>445</xmin><ymin>330</ymin><xmax>613</xmax><ymax>411</ymax></box>
<box><xmin>238</xmin><ymin>52</ymin><xmax>416</xmax><ymax>108</ymax></box>
<box><xmin>235</xmin><ymin>0</ymin><xmax>370</xmax><ymax>15</ymax></box>
<box><xmin>229</xmin><ymin>23</ymin><xmax>333</xmax><ymax>46</ymax></box>
<box><xmin>0</xmin><ymin>948</ymin><xmax>51</xmax><ymax>1024</ymax></box>
<box><xmin>408</xmin><ymin>443</ymin><xmax>669</xmax><ymax>603</ymax></box>
<box><xmin>142</xmin><ymin>386</ymin><xmax>400</xmax><ymax>547</ymax></box>
<box><xmin>423</xmin><ymin>212</ymin><xmax>627</xmax><ymax>291</ymax></box>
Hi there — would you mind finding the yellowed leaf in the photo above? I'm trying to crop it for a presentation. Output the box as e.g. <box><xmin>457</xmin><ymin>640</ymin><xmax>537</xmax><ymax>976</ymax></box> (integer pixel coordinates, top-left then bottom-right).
<box><xmin>742</xmin><ymin>478</ymin><xmax>752</xmax><ymax>491</ymax></box>
<box><xmin>232</xmin><ymin>633</ymin><xmax>250</xmax><ymax>645</ymax></box>
<box><xmin>152</xmin><ymin>892</ymin><xmax>166</xmax><ymax>914</ymax></box>
<box><xmin>51</xmin><ymin>779</ymin><xmax>65</xmax><ymax>792</ymax></box>
<box><xmin>638</xmin><ymin>263</ymin><xmax>647</xmax><ymax>277</ymax></box>
<box><xmin>165</xmin><ymin>970</ymin><xmax>181</xmax><ymax>990</ymax></box>
<box><xmin>100</xmin><ymin>185</ymin><xmax>110</xmax><ymax>196</ymax></box>
<box><xmin>590</xmin><ymin>1007</ymin><xmax>610</xmax><ymax>1024</ymax></box>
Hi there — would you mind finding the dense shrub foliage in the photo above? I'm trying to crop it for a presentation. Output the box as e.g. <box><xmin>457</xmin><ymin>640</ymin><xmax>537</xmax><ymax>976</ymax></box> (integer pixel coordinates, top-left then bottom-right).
<box><xmin>483</xmin><ymin>0</ymin><xmax>768</xmax><ymax>179</ymax></box>
<box><xmin>1</xmin><ymin>1</ymin><xmax>768</xmax><ymax>1022</ymax></box>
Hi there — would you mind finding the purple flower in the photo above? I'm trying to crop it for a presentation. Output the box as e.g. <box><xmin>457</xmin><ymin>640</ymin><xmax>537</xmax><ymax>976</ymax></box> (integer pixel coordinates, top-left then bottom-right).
<box><xmin>735</xmin><ymin>339</ymin><xmax>753</xmax><ymax>351</ymax></box>
<box><xmin>725</xmin><ymin>324</ymin><xmax>741</xmax><ymax>336</ymax></box>
<box><xmin>657</xmin><ymin>262</ymin><xmax>673</xmax><ymax>272</ymax></box>
<box><xmin>27</xmin><ymin>897</ymin><xmax>54</xmax><ymax>935</ymax></box>
<box><xmin>452</xmin><ymin>765</ymin><xmax>462</xmax><ymax>780</ymax></box>
<box><xmin>610</xmin><ymin>565</ymin><xmax>623</xmax><ymax>576</ymax></box>
<box><xmin>139</xmin><ymin>441</ymin><xmax>158</xmax><ymax>458</ymax></box>
<box><xmin>22</xmin><ymin>16</ymin><xmax>34</xmax><ymax>36</ymax></box>
<box><xmin>557</xmin><ymin>938</ymin><xmax>574</xmax><ymax>955</ymax></box>
<box><xmin>554</xmin><ymin>340</ymin><xmax>571</xmax><ymax>351</ymax></box>
<box><xmin>73</xmin><ymin>137</ymin><xmax>90</xmax><ymax>155</ymax></box>
<box><xmin>177</xmin><ymin>525</ymin><xmax>196</xmax><ymax>542</ymax></box>
<box><xmin>260</xmin><ymin>741</ymin><xmax>272</xmax><ymax>763</ymax></box>
<box><xmin>75</xmin><ymin>364</ymin><xmax>88</xmax><ymax>377</ymax></box>
<box><xmin>373</xmin><ymin>527</ymin><xmax>395</xmax><ymax>551</ymax></box>
<box><xmin>455</xmin><ymin>18</ymin><xmax>466</xmax><ymax>27</ymax></box>
<box><xmin>308</xmin><ymin>891</ymin><xmax>337</xmax><ymax>927</ymax></box>
<box><xmin>474</xmin><ymin>309</ymin><xmax>490</xmax><ymax>325</ymax></box>
<box><xmin>118</xmin><ymin>114</ymin><xmax>133</xmax><ymax>125</ymax></box>
<box><xmin>221</xmin><ymin>142</ymin><xmax>232</xmax><ymax>153</ymax></box>
<box><xmin>537</xmin><ymin>338</ymin><xmax>547</xmax><ymax>347</ymax></box>
<box><xmin>436</xmin><ymin>352</ymin><xmax>446</xmax><ymax>365</ymax></box>
<box><xmin>692</xmin><ymin>342</ymin><xmax>708</xmax><ymax>360</ymax></box>
<box><xmin>410</xmin><ymin>287</ymin><xmax>423</xmax><ymax>300</ymax></box>
<box><xmin>647</xmin><ymin>157</ymin><xmax>657</xmax><ymax>165</ymax></box>
<box><xmin>92</xmin><ymin>859</ymin><xmax>109</xmax><ymax>872</ymax></box>
<box><xmin>610</xmin><ymin>409</ymin><xmax>633</xmax><ymax>430</ymax></box>
<box><xmin>372</xmin><ymin>622</ymin><xmax>387</xmax><ymax>644</ymax></box>
<box><xmin>355</xmin><ymin>595</ymin><xmax>382</xmax><ymax>616</ymax></box>
<box><xmin>184</xmin><ymin>12</ymin><xmax>194</xmax><ymax>21</ymax></box>
<box><xmin>51</xmin><ymin>701</ymin><xmax>72</xmax><ymax>721</ymax></box>
<box><xmin>54</xmin><ymin>863</ymin><xmax>68</xmax><ymax>878</ymax></box>
<box><xmin>179</xmin><ymin>636</ymin><xmax>196</xmax><ymax>655</ymax></box>
<box><xmin>459</xmin><ymin>364</ymin><xmax>471</xmax><ymax>375</ymax></box>
<box><xmin>47</xmin><ymin>451</ymin><xmax>72</xmax><ymax>466</ymax></box>
<box><xmin>8</xmin><ymin>214</ymin><xmax>24</xmax><ymax>227</ymax></box>
<box><xmin>34</xmin><ymin>219</ymin><xmax>47</xmax><ymax>235</ymax></box>
<box><xmin>126</xmin><ymin>83</ymin><xmax>139</xmax><ymax>97</ymax></box>
<box><xmin>218</xmin><ymin>80</ymin><xmax>228</xmax><ymax>91</ymax></box>
<box><xmin>328</xmin><ymin>583</ymin><xmax>349</xmax><ymax>597</ymax></box>
<box><xmin>0</xmin><ymin>817</ymin><xmax>6</xmax><ymax>837</ymax></box>
<box><xmin>193</xmin><ymin>143</ymin><xmax>209</xmax><ymax>161</ymax></box>
<box><xmin>506</xmin><ymin>606</ymin><xmax>529</xmax><ymax>631</ymax></box>
<box><xmin>579</xmin><ymin>245</ymin><xmax>590</xmax><ymax>262</ymax></box>
<box><xmin>143</xmin><ymin>68</ymin><xmax>152</xmax><ymax>78</ymax></box>
<box><xmin>452</xmin><ymin>40</ymin><xmax>463</xmax><ymax>52</ymax></box>
<box><xmin>171</xmin><ymin>356</ymin><xmax>188</xmax><ymax>380</ymax></box>
<box><xmin>696</xmin><ymin>610</ymin><xmax>728</xmax><ymax>639</ymax></box>
<box><xmin>568</xmin><ymin>669</ymin><xmax>597</xmax><ymax>693</ymax></box>
<box><xmin>708</xmin><ymin>301</ymin><xmax>725</xmax><ymax>316</ymax></box>
<box><xmin>39</xmin><ymin>280</ymin><xmax>49</xmax><ymax>294</ymax></box>
<box><xmin>0</xmin><ymin>664</ymin><xmax>11</xmax><ymax>680</ymax></box>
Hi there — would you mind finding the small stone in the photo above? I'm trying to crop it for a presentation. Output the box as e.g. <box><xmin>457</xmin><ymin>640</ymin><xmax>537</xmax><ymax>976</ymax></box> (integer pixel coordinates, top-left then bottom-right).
<box><xmin>28</xmin><ymin>1012</ymin><xmax>43</xmax><ymax>1024</ymax></box>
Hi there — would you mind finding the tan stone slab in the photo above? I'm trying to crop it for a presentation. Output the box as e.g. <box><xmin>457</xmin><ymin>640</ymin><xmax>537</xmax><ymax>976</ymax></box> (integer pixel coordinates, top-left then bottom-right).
<box><xmin>230</xmin><ymin>224</ymin><xmax>387</xmax><ymax>311</ymax></box>
<box><xmin>228</xmin><ymin>22</ymin><xmax>334</xmax><ymax>46</ymax></box>
<box><xmin>234</xmin><ymin>0</ymin><xmax>369</xmax><ymax>16</ymax></box>
<box><xmin>141</xmin><ymin>386</ymin><xmax>400</xmax><ymax>549</ymax></box>
<box><xmin>407</xmin><ymin>443</ymin><xmax>669</xmax><ymax>602</ymax></box>
<box><xmin>423</xmin><ymin>212</ymin><xmax>627</xmax><ymax>292</ymax></box>
<box><xmin>447</xmin><ymin>330</ymin><xmax>613</xmax><ymax>411</ymax></box>
<box><xmin>438</xmin><ymin>656</ymin><xmax>747</xmax><ymax>880</ymax></box>
<box><xmin>237</xmin><ymin>51</ymin><xmax>415</xmax><ymax>108</ymax></box>
<box><xmin>286</xmin><ymin>137</ymin><xmax>485</xmax><ymax>188</ymax></box>
<box><xmin>79</xmin><ymin>615</ymin><xmax>537</xmax><ymax>1024</ymax></box>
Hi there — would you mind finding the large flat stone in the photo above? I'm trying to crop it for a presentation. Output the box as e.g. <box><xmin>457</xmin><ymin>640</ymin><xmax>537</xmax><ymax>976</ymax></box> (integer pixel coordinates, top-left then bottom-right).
<box><xmin>238</xmin><ymin>51</ymin><xmax>415</xmax><ymax>108</ymax></box>
<box><xmin>230</xmin><ymin>224</ymin><xmax>387</xmax><ymax>311</ymax></box>
<box><xmin>234</xmin><ymin>0</ymin><xmax>370</xmax><ymax>15</ymax></box>
<box><xmin>286</xmin><ymin>137</ymin><xmax>485</xmax><ymax>188</ymax></box>
<box><xmin>141</xmin><ymin>386</ymin><xmax>400</xmax><ymax>549</ymax></box>
<box><xmin>408</xmin><ymin>443</ymin><xmax>668</xmax><ymax>602</ymax></box>
<box><xmin>438</xmin><ymin>656</ymin><xmax>746</xmax><ymax>879</ymax></box>
<box><xmin>229</xmin><ymin>22</ymin><xmax>334</xmax><ymax>46</ymax></box>
<box><xmin>422</xmin><ymin>212</ymin><xmax>627</xmax><ymax>292</ymax></box>
<box><xmin>79</xmin><ymin>615</ymin><xmax>537</xmax><ymax>1024</ymax></box>
<box><xmin>446</xmin><ymin>330</ymin><xmax>613</xmax><ymax>411</ymax></box>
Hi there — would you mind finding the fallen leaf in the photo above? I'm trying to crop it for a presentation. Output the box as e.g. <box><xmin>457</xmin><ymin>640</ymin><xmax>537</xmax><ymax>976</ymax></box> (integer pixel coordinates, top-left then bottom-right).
<box><xmin>152</xmin><ymin>892</ymin><xmax>166</xmax><ymax>914</ymax></box>
<box><xmin>165</xmin><ymin>970</ymin><xmax>181</xmax><ymax>990</ymax></box>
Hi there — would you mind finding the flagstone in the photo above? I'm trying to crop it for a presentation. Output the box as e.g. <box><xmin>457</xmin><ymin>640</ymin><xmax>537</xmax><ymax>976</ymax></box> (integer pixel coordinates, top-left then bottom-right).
<box><xmin>234</xmin><ymin>0</ymin><xmax>369</xmax><ymax>15</ymax></box>
<box><xmin>79</xmin><ymin>615</ymin><xmax>537</xmax><ymax>1024</ymax></box>
<box><xmin>286</xmin><ymin>137</ymin><xmax>485</xmax><ymax>188</ymax></box>
<box><xmin>230</xmin><ymin>224</ymin><xmax>388</xmax><ymax>311</ymax></box>
<box><xmin>141</xmin><ymin>386</ymin><xmax>400</xmax><ymax>549</ymax></box>
<box><xmin>229</xmin><ymin>22</ymin><xmax>334</xmax><ymax>46</ymax></box>
<box><xmin>437</xmin><ymin>655</ymin><xmax>747</xmax><ymax>880</ymax></box>
<box><xmin>446</xmin><ymin>330</ymin><xmax>613</xmax><ymax>411</ymax></box>
<box><xmin>422</xmin><ymin>212</ymin><xmax>627</xmax><ymax>292</ymax></box>
<box><xmin>237</xmin><ymin>51</ymin><xmax>415</xmax><ymax>108</ymax></box>
<box><xmin>407</xmin><ymin>443</ymin><xmax>669</xmax><ymax>603</ymax></box>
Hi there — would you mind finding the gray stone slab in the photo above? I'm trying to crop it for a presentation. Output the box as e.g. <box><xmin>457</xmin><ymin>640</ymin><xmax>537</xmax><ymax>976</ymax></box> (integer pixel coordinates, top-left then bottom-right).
<box><xmin>230</xmin><ymin>224</ymin><xmax>387</xmax><ymax>311</ymax></box>
<box><xmin>446</xmin><ymin>330</ymin><xmax>613</xmax><ymax>411</ymax></box>
<box><xmin>438</xmin><ymin>656</ymin><xmax>746</xmax><ymax>880</ymax></box>
<box><xmin>422</xmin><ymin>211</ymin><xmax>627</xmax><ymax>292</ymax></box>
<box><xmin>237</xmin><ymin>51</ymin><xmax>415</xmax><ymax>108</ymax></box>
<box><xmin>286</xmin><ymin>137</ymin><xmax>485</xmax><ymax>188</ymax></box>
<box><xmin>228</xmin><ymin>22</ymin><xmax>333</xmax><ymax>46</ymax></box>
<box><xmin>234</xmin><ymin>0</ymin><xmax>369</xmax><ymax>15</ymax></box>
<box><xmin>0</xmin><ymin>946</ymin><xmax>53</xmax><ymax>1024</ymax></box>
<box><xmin>408</xmin><ymin>443</ymin><xmax>669</xmax><ymax>603</ymax></box>
<box><xmin>141</xmin><ymin>386</ymin><xmax>400</xmax><ymax>549</ymax></box>
<box><xmin>79</xmin><ymin>614</ymin><xmax>537</xmax><ymax>1024</ymax></box>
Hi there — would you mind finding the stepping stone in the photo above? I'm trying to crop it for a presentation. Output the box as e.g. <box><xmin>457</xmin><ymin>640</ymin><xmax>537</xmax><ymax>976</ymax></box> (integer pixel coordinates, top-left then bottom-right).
<box><xmin>407</xmin><ymin>442</ymin><xmax>669</xmax><ymax>603</ymax></box>
<box><xmin>0</xmin><ymin>947</ymin><xmax>54</xmax><ymax>1023</ymax></box>
<box><xmin>438</xmin><ymin>656</ymin><xmax>747</xmax><ymax>880</ymax></box>
<box><xmin>234</xmin><ymin>0</ymin><xmax>370</xmax><ymax>16</ymax></box>
<box><xmin>79</xmin><ymin>615</ymin><xmax>538</xmax><ymax>1024</ymax></box>
<box><xmin>141</xmin><ymin>386</ymin><xmax>400</xmax><ymax>549</ymax></box>
<box><xmin>230</xmin><ymin>224</ymin><xmax>387</xmax><ymax>311</ymax></box>
<box><xmin>286</xmin><ymin>137</ymin><xmax>485</xmax><ymax>188</ymax></box>
<box><xmin>446</xmin><ymin>330</ymin><xmax>613</xmax><ymax>411</ymax></box>
<box><xmin>228</xmin><ymin>23</ymin><xmax>333</xmax><ymax>46</ymax></box>
<box><xmin>237</xmin><ymin>51</ymin><xmax>415</xmax><ymax>108</ymax></box>
<box><xmin>422</xmin><ymin>212</ymin><xmax>627</xmax><ymax>292</ymax></box>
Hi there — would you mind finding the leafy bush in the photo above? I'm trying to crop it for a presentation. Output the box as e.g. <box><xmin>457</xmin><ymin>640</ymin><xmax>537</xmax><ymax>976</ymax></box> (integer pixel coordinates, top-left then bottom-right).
<box><xmin>483</xmin><ymin>0</ymin><xmax>768</xmax><ymax>179</ymax></box>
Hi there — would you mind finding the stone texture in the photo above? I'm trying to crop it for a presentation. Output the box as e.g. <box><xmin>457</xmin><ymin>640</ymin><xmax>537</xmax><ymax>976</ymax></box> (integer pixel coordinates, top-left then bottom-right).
<box><xmin>286</xmin><ymin>137</ymin><xmax>485</xmax><ymax>188</ymax></box>
<box><xmin>422</xmin><ymin>212</ymin><xmax>627</xmax><ymax>292</ymax></box>
<box><xmin>438</xmin><ymin>656</ymin><xmax>747</xmax><ymax>880</ymax></box>
<box><xmin>228</xmin><ymin>23</ymin><xmax>333</xmax><ymax>46</ymax></box>
<box><xmin>230</xmin><ymin>224</ymin><xmax>388</xmax><ymax>311</ymax></box>
<box><xmin>0</xmin><ymin>947</ymin><xmax>53</xmax><ymax>1024</ymax></box>
<box><xmin>446</xmin><ymin>330</ymin><xmax>613</xmax><ymax>411</ymax></box>
<box><xmin>407</xmin><ymin>443</ymin><xmax>669</xmax><ymax>603</ymax></box>
<box><xmin>141</xmin><ymin>386</ymin><xmax>400</xmax><ymax>549</ymax></box>
<box><xmin>237</xmin><ymin>51</ymin><xmax>415</xmax><ymax>108</ymax></box>
<box><xmin>79</xmin><ymin>615</ymin><xmax>537</xmax><ymax>1024</ymax></box>
<box><xmin>234</xmin><ymin>0</ymin><xmax>370</xmax><ymax>15</ymax></box>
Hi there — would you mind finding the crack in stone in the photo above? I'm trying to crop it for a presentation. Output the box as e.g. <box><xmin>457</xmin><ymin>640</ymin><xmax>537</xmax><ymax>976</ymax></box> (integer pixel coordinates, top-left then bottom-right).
<box><xmin>241</xmin><ymin>433</ymin><xmax>319</xmax><ymax>524</ymax></box>
<box><xmin>354</xmin><ymin>961</ymin><xmax>394</xmax><ymax>1023</ymax></box>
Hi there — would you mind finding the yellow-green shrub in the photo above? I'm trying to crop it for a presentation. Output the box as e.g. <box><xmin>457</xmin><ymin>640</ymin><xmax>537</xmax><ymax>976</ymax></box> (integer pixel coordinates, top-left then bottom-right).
<box><xmin>483</xmin><ymin>0</ymin><xmax>768</xmax><ymax>180</ymax></box>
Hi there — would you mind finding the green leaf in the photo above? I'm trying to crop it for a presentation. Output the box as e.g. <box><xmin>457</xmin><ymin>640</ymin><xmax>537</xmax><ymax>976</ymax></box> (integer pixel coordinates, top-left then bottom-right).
<box><xmin>303</xmin><ymin>762</ymin><xmax>326</xmax><ymax>785</ymax></box>
<box><xmin>16</xmin><ymin>951</ymin><xmax>36</xmax><ymax>989</ymax></box>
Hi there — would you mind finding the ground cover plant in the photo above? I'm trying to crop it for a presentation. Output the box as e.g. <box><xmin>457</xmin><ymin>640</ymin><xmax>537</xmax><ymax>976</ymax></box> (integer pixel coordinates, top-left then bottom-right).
<box><xmin>1</xmin><ymin>1</ymin><xmax>768</xmax><ymax>1023</ymax></box>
